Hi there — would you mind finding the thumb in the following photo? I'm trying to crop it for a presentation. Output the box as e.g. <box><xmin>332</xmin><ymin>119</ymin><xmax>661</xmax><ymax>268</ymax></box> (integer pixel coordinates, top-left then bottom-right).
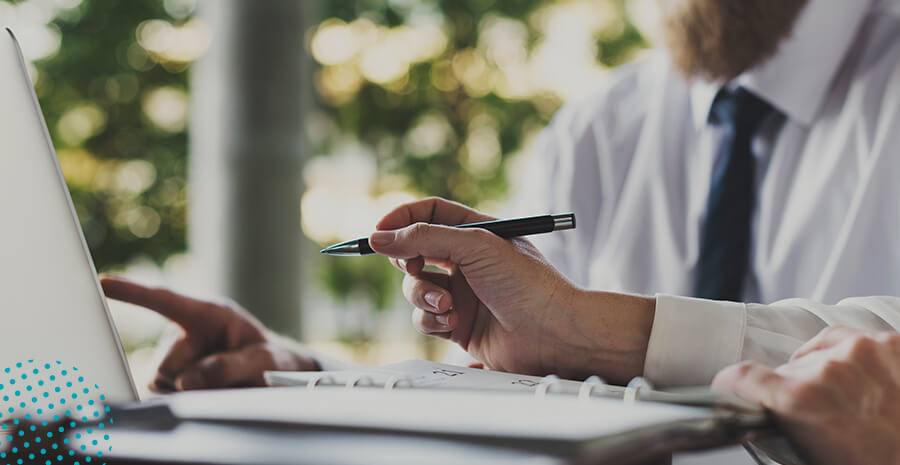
<box><xmin>175</xmin><ymin>343</ymin><xmax>275</xmax><ymax>390</ymax></box>
<box><xmin>369</xmin><ymin>223</ymin><xmax>502</xmax><ymax>265</ymax></box>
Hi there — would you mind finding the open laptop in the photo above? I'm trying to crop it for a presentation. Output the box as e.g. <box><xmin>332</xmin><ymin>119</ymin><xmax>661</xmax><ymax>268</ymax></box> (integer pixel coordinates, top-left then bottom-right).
<box><xmin>0</xmin><ymin>28</ymin><xmax>137</xmax><ymax>402</ymax></box>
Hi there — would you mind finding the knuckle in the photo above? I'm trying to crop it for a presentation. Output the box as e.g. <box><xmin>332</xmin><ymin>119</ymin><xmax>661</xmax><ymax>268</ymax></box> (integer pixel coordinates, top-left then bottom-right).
<box><xmin>819</xmin><ymin>358</ymin><xmax>848</xmax><ymax>380</ymax></box>
<box><xmin>712</xmin><ymin>361</ymin><xmax>758</xmax><ymax>389</ymax></box>
<box><xmin>406</xmin><ymin>222</ymin><xmax>430</xmax><ymax>241</ymax></box>
<box><xmin>847</xmin><ymin>334</ymin><xmax>878</xmax><ymax>360</ymax></box>
<box><xmin>467</xmin><ymin>227</ymin><xmax>498</xmax><ymax>243</ymax></box>
<box><xmin>254</xmin><ymin>343</ymin><xmax>279</xmax><ymax>367</ymax></box>
<box><xmin>461</xmin><ymin>228</ymin><xmax>499</xmax><ymax>257</ymax></box>
<box><xmin>711</xmin><ymin>365</ymin><xmax>741</xmax><ymax>389</ymax></box>
<box><xmin>888</xmin><ymin>333</ymin><xmax>900</xmax><ymax>352</ymax></box>
<box><xmin>733</xmin><ymin>361</ymin><xmax>760</xmax><ymax>379</ymax></box>
<box><xmin>873</xmin><ymin>331</ymin><xmax>900</xmax><ymax>346</ymax></box>
<box><xmin>511</xmin><ymin>237</ymin><xmax>539</xmax><ymax>257</ymax></box>
<box><xmin>203</xmin><ymin>355</ymin><xmax>228</xmax><ymax>378</ymax></box>
<box><xmin>783</xmin><ymin>381</ymin><xmax>822</xmax><ymax>409</ymax></box>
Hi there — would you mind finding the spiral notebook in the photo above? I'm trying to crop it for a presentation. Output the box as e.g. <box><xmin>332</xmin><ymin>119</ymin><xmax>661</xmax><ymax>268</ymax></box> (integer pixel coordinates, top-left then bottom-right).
<box><xmin>116</xmin><ymin>385</ymin><xmax>769</xmax><ymax>465</ymax></box>
<box><xmin>264</xmin><ymin>359</ymin><xmax>806</xmax><ymax>465</ymax></box>
<box><xmin>94</xmin><ymin>360</ymin><xmax>803</xmax><ymax>465</ymax></box>
<box><xmin>264</xmin><ymin>359</ymin><xmax>758</xmax><ymax>410</ymax></box>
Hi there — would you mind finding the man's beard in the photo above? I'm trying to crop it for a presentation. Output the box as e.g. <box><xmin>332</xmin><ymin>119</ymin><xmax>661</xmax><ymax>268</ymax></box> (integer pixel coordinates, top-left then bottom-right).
<box><xmin>661</xmin><ymin>0</ymin><xmax>809</xmax><ymax>82</ymax></box>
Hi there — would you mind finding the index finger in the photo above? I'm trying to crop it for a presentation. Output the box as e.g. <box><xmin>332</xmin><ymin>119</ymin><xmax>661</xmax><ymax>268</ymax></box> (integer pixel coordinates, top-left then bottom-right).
<box><xmin>790</xmin><ymin>326</ymin><xmax>865</xmax><ymax>362</ymax></box>
<box><xmin>712</xmin><ymin>361</ymin><xmax>790</xmax><ymax>410</ymax></box>
<box><xmin>376</xmin><ymin>197</ymin><xmax>495</xmax><ymax>231</ymax></box>
<box><xmin>100</xmin><ymin>275</ymin><xmax>208</xmax><ymax>331</ymax></box>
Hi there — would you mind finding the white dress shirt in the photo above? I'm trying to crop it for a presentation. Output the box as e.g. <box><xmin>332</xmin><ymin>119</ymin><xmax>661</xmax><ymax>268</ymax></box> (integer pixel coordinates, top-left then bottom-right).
<box><xmin>507</xmin><ymin>0</ymin><xmax>900</xmax><ymax>388</ymax></box>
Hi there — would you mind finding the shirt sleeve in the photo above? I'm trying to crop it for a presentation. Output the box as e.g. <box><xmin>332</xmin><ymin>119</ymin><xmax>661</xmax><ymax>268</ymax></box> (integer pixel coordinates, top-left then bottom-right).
<box><xmin>643</xmin><ymin>294</ymin><xmax>900</xmax><ymax>387</ymax></box>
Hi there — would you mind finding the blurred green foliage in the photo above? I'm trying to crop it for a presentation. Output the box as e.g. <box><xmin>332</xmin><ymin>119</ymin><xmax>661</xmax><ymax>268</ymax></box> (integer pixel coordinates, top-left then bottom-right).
<box><xmin>4</xmin><ymin>0</ymin><xmax>647</xmax><ymax>317</ymax></box>
<box><xmin>318</xmin><ymin>256</ymin><xmax>401</xmax><ymax>311</ymax></box>
<box><xmin>13</xmin><ymin>0</ymin><xmax>191</xmax><ymax>269</ymax></box>
<box><xmin>310</xmin><ymin>0</ymin><xmax>647</xmax><ymax>309</ymax></box>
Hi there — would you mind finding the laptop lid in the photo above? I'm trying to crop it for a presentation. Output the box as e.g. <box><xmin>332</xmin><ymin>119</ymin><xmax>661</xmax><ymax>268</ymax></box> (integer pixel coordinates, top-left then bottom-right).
<box><xmin>0</xmin><ymin>28</ymin><xmax>137</xmax><ymax>402</ymax></box>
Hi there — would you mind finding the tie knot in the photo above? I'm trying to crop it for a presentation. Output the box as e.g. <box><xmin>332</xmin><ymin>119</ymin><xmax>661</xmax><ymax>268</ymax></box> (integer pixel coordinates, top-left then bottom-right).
<box><xmin>710</xmin><ymin>87</ymin><xmax>774</xmax><ymax>133</ymax></box>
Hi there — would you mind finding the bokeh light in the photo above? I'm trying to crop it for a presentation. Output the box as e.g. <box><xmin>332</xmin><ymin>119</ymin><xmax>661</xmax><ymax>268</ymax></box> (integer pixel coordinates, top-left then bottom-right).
<box><xmin>300</xmin><ymin>0</ymin><xmax>655</xmax><ymax>253</ymax></box>
<box><xmin>1</xmin><ymin>0</ymin><xmax>656</xmax><ymax>366</ymax></box>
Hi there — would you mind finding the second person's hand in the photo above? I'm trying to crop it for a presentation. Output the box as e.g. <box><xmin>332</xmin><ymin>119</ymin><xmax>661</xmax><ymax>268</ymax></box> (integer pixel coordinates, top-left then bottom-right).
<box><xmin>369</xmin><ymin>197</ymin><xmax>655</xmax><ymax>383</ymax></box>
<box><xmin>101</xmin><ymin>276</ymin><xmax>320</xmax><ymax>392</ymax></box>
<box><xmin>712</xmin><ymin>327</ymin><xmax>900</xmax><ymax>465</ymax></box>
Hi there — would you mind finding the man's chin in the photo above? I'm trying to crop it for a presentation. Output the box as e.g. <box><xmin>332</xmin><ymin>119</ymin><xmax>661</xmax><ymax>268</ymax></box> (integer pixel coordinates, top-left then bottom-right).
<box><xmin>661</xmin><ymin>0</ymin><xmax>809</xmax><ymax>82</ymax></box>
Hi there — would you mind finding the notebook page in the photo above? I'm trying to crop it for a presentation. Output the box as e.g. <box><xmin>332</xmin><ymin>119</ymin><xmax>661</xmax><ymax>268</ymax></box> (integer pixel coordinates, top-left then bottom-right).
<box><xmin>162</xmin><ymin>387</ymin><xmax>713</xmax><ymax>443</ymax></box>
<box><xmin>265</xmin><ymin>359</ymin><xmax>626</xmax><ymax>397</ymax></box>
<box><xmin>264</xmin><ymin>360</ymin><xmax>763</xmax><ymax>413</ymax></box>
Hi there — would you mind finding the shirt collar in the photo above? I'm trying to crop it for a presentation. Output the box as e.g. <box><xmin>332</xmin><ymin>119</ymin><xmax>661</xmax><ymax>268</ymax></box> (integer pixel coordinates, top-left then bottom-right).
<box><xmin>690</xmin><ymin>0</ymin><xmax>874</xmax><ymax>128</ymax></box>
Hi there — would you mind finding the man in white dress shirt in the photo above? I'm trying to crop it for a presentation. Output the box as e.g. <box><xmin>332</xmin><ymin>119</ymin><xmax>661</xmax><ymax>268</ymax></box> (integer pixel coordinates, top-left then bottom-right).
<box><xmin>491</xmin><ymin>0</ymin><xmax>900</xmax><ymax>386</ymax></box>
<box><xmin>99</xmin><ymin>0</ymin><xmax>900</xmax><ymax>462</ymax></box>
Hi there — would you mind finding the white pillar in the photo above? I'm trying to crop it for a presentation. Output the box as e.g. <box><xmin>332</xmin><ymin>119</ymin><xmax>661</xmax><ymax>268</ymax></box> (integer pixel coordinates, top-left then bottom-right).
<box><xmin>189</xmin><ymin>0</ymin><xmax>310</xmax><ymax>337</ymax></box>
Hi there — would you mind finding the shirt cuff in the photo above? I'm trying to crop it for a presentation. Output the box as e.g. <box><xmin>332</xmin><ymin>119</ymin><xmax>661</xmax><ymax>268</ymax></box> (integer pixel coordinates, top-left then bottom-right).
<box><xmin>643</xmin><ymin>294</ymin><xmax>747</xmax><ymax>387</ymax></box>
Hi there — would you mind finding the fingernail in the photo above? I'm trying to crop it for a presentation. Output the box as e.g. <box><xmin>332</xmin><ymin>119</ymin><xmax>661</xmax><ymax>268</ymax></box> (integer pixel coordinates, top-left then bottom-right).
<box><xmin>370</xmin><ymin>231</ymin><xmax>396</xmax><ymax>246</ymax></box>
<box><xmin>424</xmin><ymin>291</ymin><xmax>443</xmax><ymax>311</ymax></box>
<box><xmin>435</xmin><ymin>313</ymin><xmax>450</xmax><ymax>327</ymax></box>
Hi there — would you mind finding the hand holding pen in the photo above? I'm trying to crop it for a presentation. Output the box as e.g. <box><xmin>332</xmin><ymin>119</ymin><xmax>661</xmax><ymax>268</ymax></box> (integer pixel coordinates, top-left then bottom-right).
<box><xmin>321</xmin><ymin>213</ymin><xmax>575</xmax><ymax>256</ymax></box>
<box><xmin>345</xmin><ymin>197</ymin><xmax>655</xmax><ymax>384</ymax></box>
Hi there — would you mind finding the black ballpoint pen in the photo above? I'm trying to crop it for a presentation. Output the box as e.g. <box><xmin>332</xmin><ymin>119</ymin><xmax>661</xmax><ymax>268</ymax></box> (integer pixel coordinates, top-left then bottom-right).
<box><xmin>320</xmin><ymin>213</ymin><xmax>576</xmax><ymax>256</ymax></box>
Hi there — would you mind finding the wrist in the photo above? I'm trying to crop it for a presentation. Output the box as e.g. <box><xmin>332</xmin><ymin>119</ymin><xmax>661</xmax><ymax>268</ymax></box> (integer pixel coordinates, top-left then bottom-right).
<box><xmin>542</xmin><ymin>288</ymin><xmax>655</xmax><ymax>384</ymax></box>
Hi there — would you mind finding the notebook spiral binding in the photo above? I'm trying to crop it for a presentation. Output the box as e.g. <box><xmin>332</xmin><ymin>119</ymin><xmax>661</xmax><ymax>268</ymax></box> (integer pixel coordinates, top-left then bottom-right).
<box><xmin>282</xmin><ymin>367</ymin><xmax>785</xmax><ymax>465</ymax></box>
<box><xmin>302</xmin><ymin>371</ymin><xmax>657</xmax><ymax>403</ymax></box>
<box><xmin>578</xmin><ymin>375</ymin><xmax>606</xmax><ymax>400</ymax></box>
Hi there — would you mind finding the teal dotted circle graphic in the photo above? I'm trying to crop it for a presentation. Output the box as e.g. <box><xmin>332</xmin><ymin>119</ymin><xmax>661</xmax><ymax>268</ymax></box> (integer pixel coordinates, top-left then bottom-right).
<box><xmin>0</xmin><ymin>361</ymin><xmax>112</xmax><ymax>465</ymax></box>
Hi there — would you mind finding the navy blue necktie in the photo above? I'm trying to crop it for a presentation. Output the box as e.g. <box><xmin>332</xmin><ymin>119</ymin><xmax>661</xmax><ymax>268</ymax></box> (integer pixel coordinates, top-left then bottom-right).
<box><xmin>693</xmin><ymin>88</ymin><xmax>775</xmax><ymax>301</ymax></box>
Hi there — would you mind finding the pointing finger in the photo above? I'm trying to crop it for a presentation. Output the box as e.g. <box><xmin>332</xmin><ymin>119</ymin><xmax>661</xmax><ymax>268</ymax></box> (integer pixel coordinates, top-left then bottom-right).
<box><xmin>100</xmin><ymin>276</ymin><xmax>208</xmax><ymax>332</ymax></box>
